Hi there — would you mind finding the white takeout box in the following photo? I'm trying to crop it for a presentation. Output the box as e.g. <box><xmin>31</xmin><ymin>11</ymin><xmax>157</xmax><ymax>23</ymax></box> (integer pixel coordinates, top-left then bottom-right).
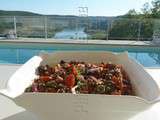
<box><xmin>0</xmin><ymin>51</ymin><xmax>160</xmax><ymax>120</ymax></box>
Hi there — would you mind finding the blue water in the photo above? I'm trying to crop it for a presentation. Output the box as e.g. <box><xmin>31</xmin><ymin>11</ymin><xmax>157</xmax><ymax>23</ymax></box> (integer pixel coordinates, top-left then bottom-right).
<box><xmin>0</xmin><ymin>43</ymin><xmax>160</xmax><ymax>67</ymax></box>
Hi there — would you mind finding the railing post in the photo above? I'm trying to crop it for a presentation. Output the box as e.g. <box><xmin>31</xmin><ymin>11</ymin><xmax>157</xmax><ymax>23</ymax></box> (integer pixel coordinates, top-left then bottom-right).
<box><xmin>76</xmin><ymin>17</ymin><xmax>79</xmax><ymax>40</ymax></box>
<box><xmin>106</xmin><ymin>20</ymin><xmax>109</xmax><ymax>40</ymax></box>
<box><xmin>13</xmin><ymin>16</ymin><xmax>17</xmax><ymax>38</ymax></box>
<box><xmin>138</xmin><ymin>21</ymin><xmax>141</xmax><ymax>41</ymax></box>
<box><xmin>106</xmin><ymin>20</ymin><xmax>112</xmax><ymax>40</ymax></box>
<box><xmin>96</xmin><ymin>17</ymin><xmax>98</xmax><ymax>31</ymax></box>
<box><xmin>86</xmin><ymin>17</ymin><xmax>89</xmax><ymax>43</ymax></box>
<box><xmin>44</xmin><ymin>16</ymin><xmax>47</xmax><ymax>39</ymax></box>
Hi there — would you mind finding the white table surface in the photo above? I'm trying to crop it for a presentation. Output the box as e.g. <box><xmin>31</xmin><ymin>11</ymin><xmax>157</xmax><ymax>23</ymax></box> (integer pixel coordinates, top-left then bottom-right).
<box><xmin>0</xmin><ymin>65</ymin><xmax>160</xmax><ymax>120</ymax></box>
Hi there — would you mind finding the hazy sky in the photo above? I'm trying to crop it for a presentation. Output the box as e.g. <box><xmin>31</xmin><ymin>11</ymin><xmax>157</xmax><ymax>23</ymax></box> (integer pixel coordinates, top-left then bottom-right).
<box><xmin>0</xmin><ymin>0</ymin><xmax>153</xmax><ymax>16</ymax></box>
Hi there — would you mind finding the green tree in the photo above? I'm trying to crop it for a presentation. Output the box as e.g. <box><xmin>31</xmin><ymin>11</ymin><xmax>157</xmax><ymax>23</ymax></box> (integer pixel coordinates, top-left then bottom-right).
<box><xmin>141</xmin><ymin>2</ymin><xmax>152</xmax><ymax>18</ymax></box>
<box><xmin>151</xmin><ymin>0</ymin><xmax>160</xmax><ymax>18</ymax></box>
<box><xmin>125</xmin><ymin>9</ymin><xmax>138</xmax><ymax>18</ymax></box>
<box><xmin>108</xmin><ymin>0</ymin><xmax>159</xmax><ymax>41</ymax></box>
<box><xmin>109</xmin><ymin>19</ymin><xmax>140</xmax><ymax>40</ymax></box>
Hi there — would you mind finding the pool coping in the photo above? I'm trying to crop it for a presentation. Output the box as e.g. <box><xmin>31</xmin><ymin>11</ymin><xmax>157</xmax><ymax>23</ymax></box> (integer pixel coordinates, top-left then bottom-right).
<box><xmin>0</xmin><ymin>38</ymin><xmax>159</xmax><ymax>47</ymax></box>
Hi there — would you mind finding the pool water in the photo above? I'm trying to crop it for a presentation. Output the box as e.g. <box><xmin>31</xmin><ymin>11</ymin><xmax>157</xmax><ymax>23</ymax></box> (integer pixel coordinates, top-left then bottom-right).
<box><xmin>0</xmin><ymin>43</ymin><xmax>160</xmax><ymax>67</ymax></box>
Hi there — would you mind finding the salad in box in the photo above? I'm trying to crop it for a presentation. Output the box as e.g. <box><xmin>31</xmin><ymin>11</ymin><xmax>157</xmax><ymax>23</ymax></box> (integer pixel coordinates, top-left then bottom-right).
<box><xmin>25</xmin><ymin>59</ymin><xmax>132</xmax><ymax>95</ymax></box>
<box><xmin>0</xmin><ymin>51</ymin><xmax>160</xmax><ymax>120</ymax></box>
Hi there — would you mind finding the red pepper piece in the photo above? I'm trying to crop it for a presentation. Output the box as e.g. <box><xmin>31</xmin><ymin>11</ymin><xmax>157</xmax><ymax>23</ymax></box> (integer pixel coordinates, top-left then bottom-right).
<box><xmin>65</xmin><ymin>74</ymin><xmax>75</xmax><ymax>88</ymax></box>
<box><xmin>39</xmin><ymin>76</ymin><xmax>52</xmax><ymax>81</ymax></box>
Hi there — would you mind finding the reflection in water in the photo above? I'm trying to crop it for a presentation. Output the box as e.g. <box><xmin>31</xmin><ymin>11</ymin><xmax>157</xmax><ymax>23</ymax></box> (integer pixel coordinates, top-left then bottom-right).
<box><xmin>129</xmin><ymin>52</ymin><xmax>160</xmax><ymax>67</ymax></box>
<box><xmin>149</xmin><ymin>53</ymin><xmax>160</xmax><ymax>65</ymax></box>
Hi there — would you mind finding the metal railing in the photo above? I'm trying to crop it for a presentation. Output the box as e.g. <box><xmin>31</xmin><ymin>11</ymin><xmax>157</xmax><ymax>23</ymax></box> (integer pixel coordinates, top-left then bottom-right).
<box><xmin>0</xmin><ymin>16</ymin><xmax>160</xmax><ymax>41</ymax></box>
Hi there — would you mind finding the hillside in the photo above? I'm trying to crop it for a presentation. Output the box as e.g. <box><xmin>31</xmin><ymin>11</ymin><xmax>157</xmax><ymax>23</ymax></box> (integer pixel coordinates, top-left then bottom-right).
<box><xmin>0</xmin><ymin>10</ymin><xmax>116</xmax><ymax>18</ymax></box>
<box><xmin>0</xmin><ymin>10</ymin><xmax>42</xmax><ymax>16</ymax></box>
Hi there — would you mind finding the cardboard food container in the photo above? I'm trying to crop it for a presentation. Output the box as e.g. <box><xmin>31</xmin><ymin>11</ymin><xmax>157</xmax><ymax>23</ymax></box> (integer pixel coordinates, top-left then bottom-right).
<box><xmin>0</xmin><ymin>51</ymin><xmax>160</xmax><ymax>120</ymax></box>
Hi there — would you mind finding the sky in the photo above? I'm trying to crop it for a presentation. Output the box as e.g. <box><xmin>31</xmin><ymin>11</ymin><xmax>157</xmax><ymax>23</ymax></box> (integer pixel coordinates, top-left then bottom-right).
<box><xmin>0</xmin><ymin>0</ymin><xmax>153</xmax><ymax>16</ymax></box>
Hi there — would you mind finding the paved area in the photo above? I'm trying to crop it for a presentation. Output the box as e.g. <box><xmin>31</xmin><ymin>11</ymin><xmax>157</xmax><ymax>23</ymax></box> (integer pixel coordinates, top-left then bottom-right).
<box><xmin>0</xmin><ymin>64</ymin><xmax>160</xmax><ymax>120</ymax></box>
<box><xmin>0</xmin><ymin>38</ymin><xmax>158</xmax><ymax>46</ymax></box>
<box><xmin>0</xmin><ymin>64</ymin><xmax>21</xmax><ymax>89</ymax></box>
<box><xmin>0</xmin><ymin>64</ymin><xmax>38</xmax><ymax>120</ymax></box>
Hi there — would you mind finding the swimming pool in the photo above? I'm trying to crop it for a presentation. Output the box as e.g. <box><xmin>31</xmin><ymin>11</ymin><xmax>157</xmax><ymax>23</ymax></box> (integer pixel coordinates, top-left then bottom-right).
<box><xmin>0</xmin><ymin>43</ymin><xmax>160</xmax><ymax>67</ymax></box>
